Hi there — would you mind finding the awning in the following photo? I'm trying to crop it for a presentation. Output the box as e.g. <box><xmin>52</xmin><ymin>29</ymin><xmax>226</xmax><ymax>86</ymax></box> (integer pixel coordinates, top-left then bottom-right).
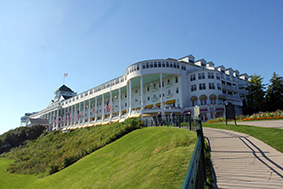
<box><xmin>144</xmin><ymin>104</ymin><xmax>153</xmax><ymax>109</ymax></box>
<box><xmin>200</xmin><ymin>108</ymin><xmax>208</xmax><ymax>112</ymax></box>
<box><xmin>155</xmin><ymin>102</ymin><xmax>161</xmax><ymax>107</ymax></box>
<box><xmin>183</xmin><ymin>110</ymin><xmax>191</xmax><ymax>114</ymax></box>
<box><xmin>165</xmin><ymin>99</ymin><xmax>176</xmax><ymax>104</ymax></box>
<box><xmin>142</xmin><ymin>113</ymin><xmax>153</xmax><ymax>117</ymax></box>
<box><xmin>218</xmin><ymin>94</ymin><xmax>226</xmax><ymax>100</ymax></box>
<box><xmin>136</xmin><ymin>107</ymin><xmax>141</xmax><ymax>110</ymax></box>
<box><xmin>199</xmin><ymin>94</ymin><xmax>208</xmax><ymax>100</ymax></box>
<box><xmin>122</xmin><ymin>110</ymin><xmax>127</xmax><ymax>113</ymax></box>
<box><xmin>216</xmin><ymin>108</ymin><xmax>224</xmax><ymax>112</ymax></box>
<box><xmin>190</xmin><ymin>96</ymin><xmax>198</xmax><ymax>101</ymax></box>
<box><xmin>129</xmin><ymin>113</ymin><xmax>141</xmax><ymax>118</ymax></box>
<box><xmin>209</xmin><ymin>94</ymin><xmax>217</xmax><ymax>99</ymax></box>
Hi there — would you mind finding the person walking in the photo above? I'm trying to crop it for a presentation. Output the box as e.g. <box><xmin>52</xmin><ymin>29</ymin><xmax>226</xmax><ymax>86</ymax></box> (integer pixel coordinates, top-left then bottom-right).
<box><xmin>170</xmin><ymin>112</ymin><xmax>175</xmax><ymax>126</ymax></box>
<box><xmin>157</xmin><ymin>112</ymin><xmax>162</xmax><ymax>126</ymax></box>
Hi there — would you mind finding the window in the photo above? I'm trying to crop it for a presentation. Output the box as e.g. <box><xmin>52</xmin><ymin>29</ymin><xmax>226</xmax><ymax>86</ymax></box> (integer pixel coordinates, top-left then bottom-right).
<box><xmin>170</xmin><ymin>62</ymin><xmax>173</xmax><ymax>67</ymax></box>
<box><xmin>200</xmin><ymin>99</ymin><xmax>207</xmax><ymax>105</ymax></box>
<box><xmin>146</xmin><ymin>63</ymin><xmax>149</xmax><ymax>68</ymax></box>
<box><xmin>125</xmin><ymin>103</ymin><xmax>127</xmax><ymax>107</ymax></box>
<box><xmin>168</xmin><ymin>89</ymin><xmax>171</xmax><ymax>94</ymax></box>
<box><xmin>174</xmin><ymin>62</ymin><xmax>176</xmax><ymax>68</ymax></box>
<box><xmin>176</xmin><ymin>87</ymin><xmax>179</xmax><ymax>93</ymax></box>
<box><xmin>217</xmin><ymin>84</ymin><xmax>222</xmax><ymax>90</ymax></box>
<box><xmin>167</xmin><ymin>79</ymin><xmax>170</xmax><ymax>85</ymax></box>
<box><xmin>154</xmin><ymin>62</ymin><xmax>157</xmax><ymax>67</ymax></box>
<box><xmin>158</xmin><ymin>62</ymin><xmax>161</xmax><ymax>67</ymax></box>
<box><xmin>153</xmin><ymin>83</ymin><xmax>156</xmax><ymax>88</ymax></box>
<box><xmin>210</xmin><ymin>99</ymin><xmax>216</xmax><ymax>104</ymax></box>
<box><xmin>125</xmin><ymin>93</ymin><xmax>127</xmax><ymax>98</ymax></box>
<box><xmin>190</xmin><ymin>74</ymin><xmax>196</xmax><ymax>81</ymax></box>
<box><xmin>137</xmin><ymin>65</ymin><xmax>139</xmax><ymax>70</ymax></box>
<box><xmin>162</xmin><ymin>62</ymin><xmax>165</xmax><ymax>67</ymax></box>
<box><xmin>228</xmin><ymin>91</ymin><xmax>233</xmax><ymax>95</ymax></box>
<box><xmin>142</xmin><ymin>64</ymin><xmax>145</xmax><ymax>69</ymax></box>
<box><xmin>209</xmin><ymin>83</ymin><xmax>215</xmax><ymax>89</ymax></box>
<box><xmin>191</xmin><ymin>84</ymin><xmax>197</xmax><ymax>91</ymax></box>
<box><xmin>198</xmin><ymin>73</ymin><xmax>205</xmax><ymax>79</ymax></box>
<box><xmin>216</xmin><ymin>73</ymin><xmax>220</xmax><ymax>80</ymax></box>
<box><xmin>135</xmin><ymin>89</ymin><xmax>138</xmax><ymax>93</ymax></box>
<box><xmin>177</xmin><ymin>63</ymin><xmax>179</xmax><ymax>69</ymax></box>
<box><xmin>208</xmin><ymin>72</ymin><xmax>214</xmax><ymax>79</ymax></box>
<box><xmin>147</xmin><ymin>86</ymin><xmax>150</xmax><ymax>91</ymax></box>
<box><xmin>162</xmin><ymin>81</ymin><xmax>164</xmax><ymax>87</ymax></box>
<box><xmin>175</xmin><ymin>77</ymin><xmax>178</xmax><ymax>83</ymax></box>
<box><xmin>192</xmin><ymin>100</ymin><xmax>197</xmax><ymax>106</ymax></box>
<box><xmin>148</xmin><ymin>96</ymin><xmax>150</xmax><ymax>100</ymax></box>
<box><xmin>199</xmin><ymin>83</ymin><xmax>206</xmax><ymax>90</ymax></box>
<box><xmin>166</xmin><ymin>62</ymin><xmax>169</xmax><ymax>67</ymax></box>
<box><xmin>150</xmin><ymin>63</ymin><xmax>153</xmax><ymax>68</ymax></box>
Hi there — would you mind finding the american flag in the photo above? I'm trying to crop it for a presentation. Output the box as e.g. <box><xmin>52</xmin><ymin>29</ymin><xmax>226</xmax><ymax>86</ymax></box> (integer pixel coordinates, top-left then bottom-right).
<box><xmin>54</xmin><ymin>117</ymin><xmax>57</xmax><ymax>125</ymax></box>
<box><xmin>106</xmin><ymin>101</ymin><xmax>112</xmax><ymax>112</ymax></box>
<box><xmin>68</xmin><ymin>113</ymin><xmax>72</xmax><ymax>122</ymax></box>
<box><xmin>64</xmin><ymin>73</ymin><xmax>68</xmax><ymax>77</ymax></box>
<box><xmin>77</xmin><ymin>110</ymin><xmax>82</xmax><ymax>120</ymax></box>
<box><xmin>91</xmin><ymin>106</ymin><xmax>97</xmax><ymax>114</ymax></box>
<box><xmin>61</xmin><ymin>114</ymin><xmax>65</xmax><ymax>122</ymax></box>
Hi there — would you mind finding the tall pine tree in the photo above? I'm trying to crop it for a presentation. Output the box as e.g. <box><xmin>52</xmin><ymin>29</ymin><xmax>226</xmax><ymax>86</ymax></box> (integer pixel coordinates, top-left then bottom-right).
<box><xmin>245</xmin><ymin>75</ymin><xmax>266</xmax><ymax>114</ymax></box>
<box><xmin>266</xmin><ymin>72</ymin><xmax>283</xmax><ymax>111</ymax></box>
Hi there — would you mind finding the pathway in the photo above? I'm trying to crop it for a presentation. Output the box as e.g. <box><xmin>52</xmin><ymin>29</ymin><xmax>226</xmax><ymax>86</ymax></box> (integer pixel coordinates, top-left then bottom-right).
<box><xmin>203</xmin><ymin>127</ymin><xmax>283</xmax><ymax>188</ymax></box>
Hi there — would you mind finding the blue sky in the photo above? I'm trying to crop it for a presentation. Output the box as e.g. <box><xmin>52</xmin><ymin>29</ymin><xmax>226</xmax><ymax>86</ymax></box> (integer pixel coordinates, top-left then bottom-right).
<box><xmin>0</xmin><ymin>0</ymin><xmax>282</xmax><ymax>134</ymax></box>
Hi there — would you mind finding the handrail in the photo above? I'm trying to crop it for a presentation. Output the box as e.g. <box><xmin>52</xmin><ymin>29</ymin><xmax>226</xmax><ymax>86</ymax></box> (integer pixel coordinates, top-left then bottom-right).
<box><xmin>181</xmin><ymin>120</ymin><xmax>206</xmax><ymax>189</ymax></box>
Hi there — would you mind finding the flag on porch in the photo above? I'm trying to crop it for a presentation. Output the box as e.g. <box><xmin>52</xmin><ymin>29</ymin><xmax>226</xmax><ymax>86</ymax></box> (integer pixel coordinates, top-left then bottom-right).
<box><xmin>77</xmin><ymin>110</ymin><xmax>82</xmax><ymax>120</ymax></box>
<box><xmin>106</xmin><ymin>101</ymin><xmax>112</xmax><ymax>112</ymax></box>
<box><xmin>68</xmin><ymin>113</ymin><xmax>72</xmax><ymax>122</ymax></box>
<box><xmin>91</xmin><ymin>106</ymin><xmax>97</xmax><ymax>114</ymax></box>
<box><xmin>61</xmin><ymin>114</ymin><xmax>65</xmax><ymax>122</ymax></box>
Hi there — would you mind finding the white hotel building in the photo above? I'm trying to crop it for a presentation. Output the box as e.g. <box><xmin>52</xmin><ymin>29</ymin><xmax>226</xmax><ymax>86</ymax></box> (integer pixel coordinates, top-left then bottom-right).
<box><xmin>27</xmin><ymin>54</ymin><xmax>250</xmax><ymax>131</ymax></box>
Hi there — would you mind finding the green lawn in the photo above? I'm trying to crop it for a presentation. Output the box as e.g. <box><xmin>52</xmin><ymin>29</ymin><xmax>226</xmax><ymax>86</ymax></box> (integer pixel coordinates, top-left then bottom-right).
<box><xmin>203</xmin><ymin>122</ymin><xmax>283</xmax><ymax>153</ymax></box>
<box><xmin>0</xmin><ymin>127</ymin><xmax>197</xmax><ymax>189</ymax></box>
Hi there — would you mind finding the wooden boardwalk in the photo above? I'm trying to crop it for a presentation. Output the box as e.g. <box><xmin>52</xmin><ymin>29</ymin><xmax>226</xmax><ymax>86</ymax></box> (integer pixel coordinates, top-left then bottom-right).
<box><xmin>204</xmin><ymin>127</ymin><xmax>283</xmax><ymax>188</ymax></box>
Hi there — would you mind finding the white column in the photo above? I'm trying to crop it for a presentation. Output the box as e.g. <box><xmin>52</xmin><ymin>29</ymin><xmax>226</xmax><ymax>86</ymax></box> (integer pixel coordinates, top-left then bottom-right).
<box><xmin>179</xmin><ymin>75</ymin><xmax>183</xmax><ymax>108</ymax></box>
<box><xmin>119</xmin><ymin>88</ymin><xmax>121</xmax><ymax>118</ymax></box>
<box><xmin>88</xmin><ymin>99</ymin><xmax>91</xmax><ymax>123</ymax></box>
<box><xmin>160</xmin><ymin>73</ymin><xmax>165</xmax><ymax>117</ymax></box>
<box><xmin>140</xmin><ymin>76</ymin><xmax>144</xmax><ymax>119</ymax></box>
<box><xmin>79</xmin><ymin>103</ymin><xmax>81</xmax><ymax>124</ymax></box>
<box><xmin>129</xmin><ymin>80</ymin><xmax>132</xmax><ymax>114</ymax></box>
<box><xmin>83</xmin><ymin>100</ymin><xmax>86</xmax><ymax>124</ymax></box>
<box><xmin>73</xmin><ymin>105</ymin><xmax>76</xmax><ymax>126</ymax></box>
<box><xmin>56</xmin><ymin>109</ymin><xmax>59</xmax><ymax>130</ymax></box>
<box><xmin>102</xmin><ymin>95</ymin><xmax>105</xmax><ymax>121</ymax></box>
<box><xmin>95</xmin><ymin>97</ymin><xmax>97</xmax><ymax>122</ymax></box>
<box><xmin>110</xmin><ymin>90</ymin><xmax>112</xmax><ymax>120</ymax></box>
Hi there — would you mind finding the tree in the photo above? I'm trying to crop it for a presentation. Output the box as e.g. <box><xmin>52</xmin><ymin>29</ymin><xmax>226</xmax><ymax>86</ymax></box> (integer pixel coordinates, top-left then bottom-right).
<box><xmin>245</xmin><ymin>75</ymin><xmax>266</xmax><ymax>114</ymax></box>
<box><xmin>266</xmin><ymin>72</ymin><xmax>283</xmax><ymax>111</ymax></box>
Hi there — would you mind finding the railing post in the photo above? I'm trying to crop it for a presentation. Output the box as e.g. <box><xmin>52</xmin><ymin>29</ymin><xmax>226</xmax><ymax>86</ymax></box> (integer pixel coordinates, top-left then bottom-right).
<box><xmin>189</xmin><ymin>114</ymin><xmax>192</xmax><ymax>131</ymax></box>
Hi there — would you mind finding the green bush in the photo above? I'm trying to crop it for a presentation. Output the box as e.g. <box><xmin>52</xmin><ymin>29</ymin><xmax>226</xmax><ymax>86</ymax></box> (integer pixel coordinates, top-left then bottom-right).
<box><xmin>3</xmin><ymin>118</ymin><xmax>144</xmax><ymax>175</ymax></box>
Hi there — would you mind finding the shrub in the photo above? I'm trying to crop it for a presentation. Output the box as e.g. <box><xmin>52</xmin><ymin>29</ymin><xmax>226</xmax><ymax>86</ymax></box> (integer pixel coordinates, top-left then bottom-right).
<box><xmin>4</xmin><ymin>118</ymin><xmax>144</xmax><ymax>175</ymax></box>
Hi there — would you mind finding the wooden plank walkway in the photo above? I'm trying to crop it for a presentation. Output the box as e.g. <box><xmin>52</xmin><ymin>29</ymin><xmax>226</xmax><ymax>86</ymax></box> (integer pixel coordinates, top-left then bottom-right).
<box><xmin>203</xmin><ymin>127</ymin><xmax>283</xmax><ymax>188</ymax></box>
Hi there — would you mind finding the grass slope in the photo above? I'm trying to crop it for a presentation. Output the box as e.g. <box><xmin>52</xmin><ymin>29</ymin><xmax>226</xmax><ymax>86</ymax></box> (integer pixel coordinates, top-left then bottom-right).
<box><xmin>203</xmin><ymin>122</ymin><xmax>283</xmax><ymax>153</ymax></box>
<box><xmin>0</xmin><ymin>127</ymin><xmax>197</xmax><ymax>189</ymax></box>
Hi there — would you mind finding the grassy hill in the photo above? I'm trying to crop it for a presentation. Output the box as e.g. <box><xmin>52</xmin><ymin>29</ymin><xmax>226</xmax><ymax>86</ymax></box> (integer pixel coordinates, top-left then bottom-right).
<box><xmin>2</xmin><ymin>118</ymin><xmax>143</xmax><ymax>175</ymax></box>
<box><xmin>0</xmin><ymin>127</ymin><xmax>197</xmax><ymax>189</ymax></box>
